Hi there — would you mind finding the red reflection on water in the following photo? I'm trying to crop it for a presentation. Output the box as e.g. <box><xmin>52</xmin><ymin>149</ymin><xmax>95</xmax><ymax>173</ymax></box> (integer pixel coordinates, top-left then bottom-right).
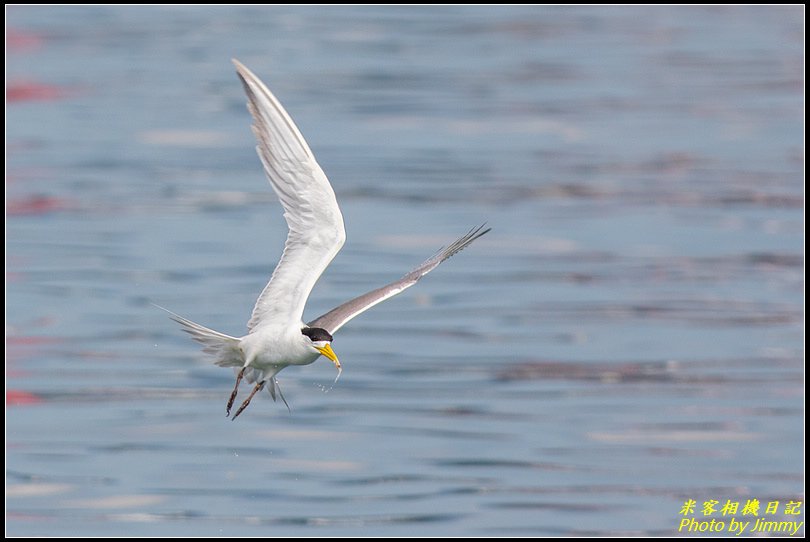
<box><xmin>7</xmin><ymin>335</ymin><xmax>62</xmax><ymax>346</ymax></box>
<box><xmin>6</xmin><ymin>29</ymin><xmax>44</xmax><ymax>52</ymax></box>
<box><xmin>7</xmin><ymin>195</ymin><xmax>68</xmax><ymax>216</ymax></box>
<box><xmin>6</xmin><ymin>333</ymin><xmax>63</xmax><ymax>367</ymax></box>
<box><xmin>6</xmin><ymin>390</ymin><xmax>43</xmax><ymax>406</ymax></box>
<box><xmin>7</xmin><ymin>81</ymin><xmax>71</xmax><ymax>103</ymax></box>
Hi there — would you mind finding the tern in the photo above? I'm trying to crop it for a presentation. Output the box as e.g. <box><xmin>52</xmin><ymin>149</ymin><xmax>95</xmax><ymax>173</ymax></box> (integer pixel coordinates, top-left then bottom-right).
<box><xmin>163</xmin><ymin>60</ymin><xmax>489</xmax><ymax>419</ymax></box>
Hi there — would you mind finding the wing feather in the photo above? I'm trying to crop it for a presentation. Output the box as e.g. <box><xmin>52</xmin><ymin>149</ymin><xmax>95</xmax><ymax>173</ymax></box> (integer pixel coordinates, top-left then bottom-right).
<box><xmin>232</xmin><ymin>60</ymin><xmax>345</xmax><ymax>332</ymax></box>
<box><xmin>308</xmin><ymin>225</ymin><xmax>489</xmax><ymax>334</ymax></box>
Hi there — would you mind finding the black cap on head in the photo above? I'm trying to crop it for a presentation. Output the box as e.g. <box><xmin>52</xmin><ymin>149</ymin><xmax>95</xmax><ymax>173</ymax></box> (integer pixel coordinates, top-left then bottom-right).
<box><xmin>301</xmin><ymin>327</ymin><xmax>333</xmax><ymax>343</ymax></box>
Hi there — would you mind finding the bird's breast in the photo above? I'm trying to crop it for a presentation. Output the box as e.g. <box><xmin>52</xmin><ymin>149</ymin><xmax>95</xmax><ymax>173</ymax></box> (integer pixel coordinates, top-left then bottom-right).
<box><xmin>240</xmin><ymin>326</ymin><xmax>318</xmax><ymax>368</ymax></box>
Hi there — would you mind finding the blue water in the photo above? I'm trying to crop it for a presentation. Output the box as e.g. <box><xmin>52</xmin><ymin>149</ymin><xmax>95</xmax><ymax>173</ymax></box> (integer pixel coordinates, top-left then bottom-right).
<box><xmin>7</xmin><ymin>6</ymin><xmax>804</xmax><ymax>536</ymax></box>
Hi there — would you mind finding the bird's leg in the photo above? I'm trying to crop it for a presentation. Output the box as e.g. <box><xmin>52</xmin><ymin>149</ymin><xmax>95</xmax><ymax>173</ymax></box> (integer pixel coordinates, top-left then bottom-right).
<box><xmin>226</xmin><ymin>367</ymin><xmax>247</xmax><ymax>417</ymax></box>
<box><xmin>231</xmin><ymin>380</ymin><xmax>265</xmax><ymax>420</ymax></box>
<box><xmin>273</xmin><ymin>378</ymin><xmax>291</xmax><ymax>413</ymax></box>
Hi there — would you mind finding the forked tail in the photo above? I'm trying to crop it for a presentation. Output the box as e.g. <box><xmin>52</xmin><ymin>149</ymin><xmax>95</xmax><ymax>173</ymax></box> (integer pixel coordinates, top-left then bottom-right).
<box><xmin>154</xmin><ymin>304</ymin><xmax>243</xmax><ymax>368</ymax></box>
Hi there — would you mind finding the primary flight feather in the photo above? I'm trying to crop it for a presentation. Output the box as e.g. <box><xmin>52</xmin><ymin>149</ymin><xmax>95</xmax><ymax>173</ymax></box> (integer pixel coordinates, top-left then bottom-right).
<box><xmin>162</xmin><ymin>60</ymin><xmax>489</xmax><ymax>419</ymax></box>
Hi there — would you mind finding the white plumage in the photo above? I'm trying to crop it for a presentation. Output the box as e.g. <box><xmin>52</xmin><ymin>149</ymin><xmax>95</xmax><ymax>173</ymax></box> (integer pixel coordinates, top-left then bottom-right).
<box><xmin>161</xmin><ymin>60</ymin><xmax>489</xmax><ymax>419</ymax></box>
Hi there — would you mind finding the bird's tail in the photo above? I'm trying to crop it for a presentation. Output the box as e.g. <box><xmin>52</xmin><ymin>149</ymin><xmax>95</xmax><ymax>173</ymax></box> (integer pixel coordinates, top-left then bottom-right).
<box><xmin>154</xmin><ymin>304</ymin><xmax>243</xmax><ymax>368</ymax></box>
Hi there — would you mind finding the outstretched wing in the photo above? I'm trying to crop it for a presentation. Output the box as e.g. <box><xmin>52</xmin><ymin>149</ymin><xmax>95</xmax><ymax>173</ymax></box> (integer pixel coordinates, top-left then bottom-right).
<box><xmin>233</xmin><ymin>59</ymin><xmax>346</xmax><ymax>332</ymax></box>
<box><xmin>308</xmin><ymin>225</ymin><xmax>489</xmax><ymax>334</ymax></box>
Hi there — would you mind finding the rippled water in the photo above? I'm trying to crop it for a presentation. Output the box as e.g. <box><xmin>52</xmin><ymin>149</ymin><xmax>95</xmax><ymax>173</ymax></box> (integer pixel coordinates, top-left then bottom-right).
<box><xmin>7</xmin><ymin>6</ymin><xmax>804</xmax><ymax>536</ymax></box>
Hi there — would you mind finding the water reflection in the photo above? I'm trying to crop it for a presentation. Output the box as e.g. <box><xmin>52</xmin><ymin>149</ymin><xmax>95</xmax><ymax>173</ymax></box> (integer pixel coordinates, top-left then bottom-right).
<box><xmin>7</xmin><ymin>5</ymin><xmax>803</xmax><ymax>537</ymax></box>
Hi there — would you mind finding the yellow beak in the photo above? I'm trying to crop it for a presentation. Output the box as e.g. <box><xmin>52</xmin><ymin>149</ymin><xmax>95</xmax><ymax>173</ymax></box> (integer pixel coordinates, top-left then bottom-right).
<box><xmin>316</xmin><ymin>343</ymin><xmax>341</xmax><ymax>369</ymax></box>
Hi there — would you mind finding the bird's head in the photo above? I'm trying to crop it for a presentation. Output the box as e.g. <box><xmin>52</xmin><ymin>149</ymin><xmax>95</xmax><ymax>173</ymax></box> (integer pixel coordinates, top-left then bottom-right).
<box><xmin>301</xmin><ymin>326</ymin><xmax>340</xmax><ymax>371</ymax></box>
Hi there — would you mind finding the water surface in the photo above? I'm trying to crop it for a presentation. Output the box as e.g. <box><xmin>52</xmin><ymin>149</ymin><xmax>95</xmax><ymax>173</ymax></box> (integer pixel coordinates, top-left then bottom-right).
<box><xmin>7</xmin><ymin>6</ymin><xmax>804</xmax><ymax>536</ymax></box>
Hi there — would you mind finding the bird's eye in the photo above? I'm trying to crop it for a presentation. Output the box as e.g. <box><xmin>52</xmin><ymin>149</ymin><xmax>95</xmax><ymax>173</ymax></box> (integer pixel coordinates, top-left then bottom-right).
<box><xmin>301</xmin><ymin>327</ymin><xmax>333</xmax><ymax>343</ymax></box>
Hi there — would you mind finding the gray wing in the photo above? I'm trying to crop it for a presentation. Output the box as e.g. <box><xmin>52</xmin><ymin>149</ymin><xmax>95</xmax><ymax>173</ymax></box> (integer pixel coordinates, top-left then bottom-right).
<box><xmin>308</xmin><ymin>225</ymin><xmax>489</xmax><ymax>334</ymax></box>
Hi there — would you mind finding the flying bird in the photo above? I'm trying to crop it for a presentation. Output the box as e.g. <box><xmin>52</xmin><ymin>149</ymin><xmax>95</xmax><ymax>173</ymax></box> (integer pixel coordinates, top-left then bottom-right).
<box><xmin>163</xmin><ymin>60</ymin><xmax>489</xmax><ymax>419</ymax></box>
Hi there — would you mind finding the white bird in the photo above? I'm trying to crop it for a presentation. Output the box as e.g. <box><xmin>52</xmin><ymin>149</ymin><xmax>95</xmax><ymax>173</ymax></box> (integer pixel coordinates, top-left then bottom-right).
<box><xmin>162</xmin><ymin>60</ymin><xmax>489</xmax><ymax>419</ymax></box>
